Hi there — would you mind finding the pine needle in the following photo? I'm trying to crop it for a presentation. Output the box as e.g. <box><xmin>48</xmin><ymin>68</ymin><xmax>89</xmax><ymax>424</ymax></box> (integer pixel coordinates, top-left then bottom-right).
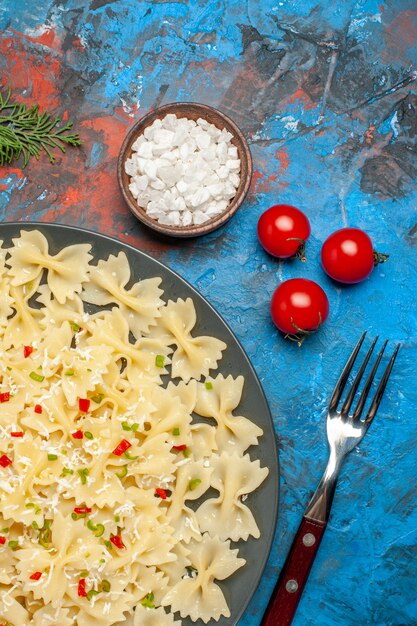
<box><xmin>0</xmin><ymin>87</ymin><xmax>82</xmax><ymax>168</ymax></box>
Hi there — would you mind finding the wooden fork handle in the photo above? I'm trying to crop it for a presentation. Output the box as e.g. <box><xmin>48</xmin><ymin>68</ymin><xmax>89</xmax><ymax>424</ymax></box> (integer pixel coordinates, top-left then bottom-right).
<box><xmin>261</xmin><ymin>517</ymin><xmax>327</xmax><ymax>626</ymax></box>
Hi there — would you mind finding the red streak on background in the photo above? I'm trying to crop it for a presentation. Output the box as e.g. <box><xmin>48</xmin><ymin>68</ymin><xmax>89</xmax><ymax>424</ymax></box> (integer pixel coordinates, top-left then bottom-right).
<box><xmin>80</xmin><ymin>116</ymin><xmax>130</xmax><ymax>161</ymax></box>
<box><xmin>281</xmin><ymin>88</ymin><xmax>317</xmax><ymax>111</ymax></box>
<box><xmin>0</xmin><ymin>32</ymin><xmax>62</xmax><ymax>110</ymax></box>
<box><xmin>250</xmin><ymin>147</ymin><xmax>290</xmax><ymax>194</ymax></box>
<box><xmin>11</xmin><ymin>26</ymin><xmax>59</xmax><ymax>50</ymax></box>
<box><xmin>384</xmin><ymin>10</ymin><xmax>417</xmax><ymax>58</ymax></box>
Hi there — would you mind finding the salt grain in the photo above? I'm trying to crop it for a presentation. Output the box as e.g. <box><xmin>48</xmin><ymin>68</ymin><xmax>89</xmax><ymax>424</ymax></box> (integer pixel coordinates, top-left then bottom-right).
<box><xmin>126</xmin><ymin>114</ymin><xmax>241</xmax><ymax>227</ymax></box>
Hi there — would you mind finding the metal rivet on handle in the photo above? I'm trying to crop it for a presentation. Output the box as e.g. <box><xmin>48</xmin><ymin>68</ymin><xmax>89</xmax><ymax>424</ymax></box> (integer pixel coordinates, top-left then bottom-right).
<box><xmin>285</xmin><ymin>579</ymin><xmax>298</xmax><ymax>593</ymax></box>
<box><xmin>302</xmin><ymin>532</ymin><xmax>316</xmax><ymax>547</ymax></box>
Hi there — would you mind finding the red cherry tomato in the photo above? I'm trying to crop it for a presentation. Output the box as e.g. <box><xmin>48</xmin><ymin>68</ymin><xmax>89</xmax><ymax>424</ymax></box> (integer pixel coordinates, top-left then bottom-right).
<box><xmin>271</xmin><ymin>278</ymin><xmax>329</xmax><ymax>335</ymax></box>
<box><xmin>321</xmin><ymin>228</ymin><xmax>375</xmax><ymax>284</ymax></box>
<box><xmin>257</xmin><ymin>204</ymin><xmax>311</xmax><ymax>259</ymax></box>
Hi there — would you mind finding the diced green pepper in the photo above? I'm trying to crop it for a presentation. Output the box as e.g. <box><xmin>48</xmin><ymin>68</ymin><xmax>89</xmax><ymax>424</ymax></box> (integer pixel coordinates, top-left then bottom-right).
<box><xmin>141</xmin><ymin>592</ymin><xmax>155</xmax><ymax>608</ymax></box>
<box><xmin>155</xmin><ymin>355</ymin><xmax>165</xmax><ymax>368</ymax></box>
<box><xmin>30</xmin><ymin>371</ymin><xmax>44</xmax><ymax>382</ymax></box>
<box><xmin>188</xmin><ymin>478</ymin><xmax>202</xmax><ymax>491</ymax></box>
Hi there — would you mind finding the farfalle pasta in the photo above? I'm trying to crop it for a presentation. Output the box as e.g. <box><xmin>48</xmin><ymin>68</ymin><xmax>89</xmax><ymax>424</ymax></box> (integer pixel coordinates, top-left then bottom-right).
<box><xmin>0</xmin><ymin>242</ymin><xmax>14</xmax><ymax>327</ymax></box>
<box><xmin>0</xmin><ymin>229</ymin><xmax>269</xmax><ymax>625</ymax></box>
<box><xmin>195</xmin><ymin>453</ymin><xmax>269</xmax><ymax>542</ymax></box>
<box><xmin>194</xmin><ymin>375</ymin><xmax>264</xmax><ymax>453</ymax></box>
<box><xmin>149</xmin><ymin>298</ymin><xmax>226</xmax><ymax>382</ymax></box>
<box><xmin>82</xmin><ymin>252</ymin><xmax>164</xmax><ymax>336</ymax></box>
<box><xmin>7</xmin><ymin>230</ymin><xmax>92</xmax><ymax>303</ymax></box>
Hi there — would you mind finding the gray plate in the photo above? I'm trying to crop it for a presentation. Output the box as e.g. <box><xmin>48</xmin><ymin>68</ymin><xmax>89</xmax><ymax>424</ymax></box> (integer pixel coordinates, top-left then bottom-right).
<box><xmin>0</xmin><ymin>222</ymin><xmax>279</xmax><ymax>626</ymax></box>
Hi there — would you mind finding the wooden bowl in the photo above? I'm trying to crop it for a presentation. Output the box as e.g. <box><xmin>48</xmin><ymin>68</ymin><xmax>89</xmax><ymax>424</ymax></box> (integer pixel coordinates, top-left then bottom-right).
<box><xmin>117</xmin><ymin>102</ymin><xmax>252</xmax><ymax>238</ymax></box>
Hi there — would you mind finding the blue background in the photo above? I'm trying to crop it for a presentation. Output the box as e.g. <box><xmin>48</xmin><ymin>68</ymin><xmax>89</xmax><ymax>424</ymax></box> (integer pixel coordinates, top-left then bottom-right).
<box><xmin>0</xmin><ymin>1</ymin><xmax>416</xmax><ymax>624</ymax></box>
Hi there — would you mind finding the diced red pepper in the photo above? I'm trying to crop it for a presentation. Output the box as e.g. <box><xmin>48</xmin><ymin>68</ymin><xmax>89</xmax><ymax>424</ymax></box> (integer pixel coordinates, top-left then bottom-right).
<box><xmin>11</xmin><ymin>432</ymin><xmax>24</xmax><ymax>438</ymax></box>
<box><xmin>0</xmin><ymin>455</ymin><xmax>12</xmax><ymax>468</ymax></box>
<box><xmin>0</xmin><ymin>393</ymin><xmax>10</xmax><ymax>403</ymax></box>
<box><xmin>74</xmin><ymin>507</ymin><xmax>92</xmax><ymax>515</ymax></box>
<box><xmin>78</xmin><ymin>578</ymin><xmax>87</xmax><ymax>597</ymax></box>
<box><xmin>29</xmin><ymin>571</ymin><xmax>42</xmax><ymax>581</ymax></box>
<box><xmin>78</xmin><ymin>398</ymin><xmax>90</xmax><ymax>413</ymax></box>
<box><xmin>109</xmin><ymin>534</ymin><xmax>125</xmax><ymax>549</ymax></box>
<box><xmin>155</xmin><ymin>487</ymin><xmax>167</xmax><ymax>500</ymax></box>
<box><xmin>112</xmin><ymin>439</ymin><xmax>132</xmax><ymax>456</ymax></box>
<box><xmin>72</xmin><ymin>430</ymin><xmax>84</xmax><ymax>440</ymax></box>
<box><xmin>34</xmin><ymin>404</ymin><xmax>43</xmax><ymax>414</ymax></box>
<box><xmin>172</xmin><ymin>444</ymin><xmax>187</xmax><ymax>451</ymax></box>
<box><xmin>0</xmin><ymin>536</ymin><xmax>6</xmax><ymax>545</ymax></box>
<box><xmin>24</xmin><ymin>345</ymin><xmax>34</xmax><ymax>358</ymax></box>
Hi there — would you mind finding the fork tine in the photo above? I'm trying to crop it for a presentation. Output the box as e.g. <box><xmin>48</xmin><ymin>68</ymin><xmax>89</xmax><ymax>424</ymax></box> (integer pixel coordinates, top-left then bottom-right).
<box><xmin>328</xmin><ymin>332</ymin><xmax>366</xmax><ymax>412</ymax></box>
<box><xmin>341</xmin><ymin>336</ymin><xmax>378</xmax><ymax>416</ymax></box>
<box><xmin>352</xmin><ymin>340</ymin><xmax>388</xmax><ymax>420</ymax></box>
<box><xmin>364</xmin><ymin>344</ymin><xmax>400</xmax><ymax>424</ymax></box>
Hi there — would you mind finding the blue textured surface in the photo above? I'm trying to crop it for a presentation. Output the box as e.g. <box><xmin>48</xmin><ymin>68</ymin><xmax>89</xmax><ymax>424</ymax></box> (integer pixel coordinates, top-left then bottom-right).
<box><xmin>1</xmin><ymin>1</ymin><xmax>416</xmax><ymax>624</ymax></box>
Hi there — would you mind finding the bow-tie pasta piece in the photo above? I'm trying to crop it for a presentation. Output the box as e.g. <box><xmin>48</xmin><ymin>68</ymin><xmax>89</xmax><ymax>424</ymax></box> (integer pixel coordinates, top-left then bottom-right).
<box><xmin>79</xmin><ymin>472</ymin><xmax>126</xmax><ymax>509</ymax></box>
<box><xmin>0</xmin><ymin>539</ymin><xmax>16</xmax><ymax>584</ymax></box>
<box><xmin>32</xmin><ymin>606</ymin><xmax>73</xmax><ymax>626</ymax></box>
<box><xmin>196</xmin><ymin>452</ymin><xmax>269</xmax><ymax>541</ymax></box>
<box><xmin>7</xmin><ymin>229</ymin><xmax>93</xmax><ymax>303</ymax></box>
<box><xmin>145</xmin><ymin>385</ymin><xmax>193</xmax><ymax>446</ymax></box>
<box><xmin>125</xmin><ymin>562</ymin><xmax>169</xmax><ymax>605</ymax></box>
<box><xmin>82</xmin><ymin>252</ymin><xmax>164</xmax><ymax>335</ymax></box>
<box><xmin>167</xmin><ymin>380</ymin><xmax>215</xmax><ymax>452</ymax></box>
<box><xmin>0</xmin><ymin>365</ymin><xmax>30</xmax><ymax>423</ymax></box>
<box><xmin>0</xmin><ymin>592</ymin><xmax>30</xmax><ymax>626</ymax></box>
<box><xmin>6</xmin><ymin>229</ymin><xmax>50</xmax><ymax>284</ymax></box>
<box><xmin>126</xmin><ymin>432</ymin><xmax>176</xmax><ymax>483</ymax></box>
<box><xmin>161</xmin><ymin>533</ymin><xmax>246</xmax><ymax>623</ymax></box>
<box><xmin>38</xmin><ymin>321</ymin><xmax>73</xmax><ymax>366</ymax></box>
<box><xmin>152</xmin><ymin>298</ymin><xmax>227</xmax><ymax>382</ymax></box>
<box><xmin>0</xmin><ymin>242</ymin><xmax>14</xmax><ymax>327</ymax></box>
<box><xmin>58</xmin><ymin>342</ymin><xmax>114</xmax><ymax>406</ymax></box>
<box><xmin>158</xmin><ymin>540</ymin><xmax>191</xmax><ymax>586</ymax></box>
<box><xmin>87</xmin><ymin>308</ymin><xmax>169</xmax><ymax>379</ymax></box>
<box><xmin>36</xmin><ymin>283</ymin><xmax>87</xmax><ymax>330</ymax></box>
<box><xmin>121</xmin><ymin>342</ymin><xmax>173</xmax><ymax>398</ymax></box>
<box><xmin>114</xmin><ymin>605</ymin><xmax>183</xmax><ymax>626</ymax></box>
<box><xmin>133</xmin><ymin>605</ymin><xmax>183</xmax><ymax>625</ymax></box>
<box><xmin>124</xmin><ymin>515</ymin><xmax>177</xmax><ymax>568</ymax></box>
<box><xmin>46</xmin><ymin>239</ymin><xmax>93</xmax><ymax>304</ymax></box>
<box><xmin>166</xmin><ymin>459</ymin><xmax>213</xmax><ymax>543</ymax></box>
<box><xmin>21</xmin><ymin>385</ymin><xmax>78</xmax><ymax>438</ymax></box>
<box><xmin>166</xmin><ymin>378</ymin><xmax>197</xmax><ymax>414</ymax></box>
<box><xmin>2</xmin><ymin>284</ymin><xmax>42</xmax><ymax>349</ymax></box>
<box><xmin>68</xmin><ymin>576</ymin><xmax>135</xmax><ymax>626</ymax></box>
<box><xmin>0</xmin><ymin>438</ymin><xmax>51</xmax><ymax>525</ymax></box>
<box><xmin>195</xmin><ymin>374</ymin><xmax>264</xmax><ymax>453</ymax></box>
<box><xmin>190</xmin><ymin>422</ymin><xmax>218</xmax><ymax>459</ymax></box>
<box><xmin>0</xmin><ymin>241</ymin><xmax>7</xmax><ymax>276</ymax></box>
<box><xmin>15</xmin><ymin>512</ymin><xmax>103</xmax><ymax>605</ymax></box>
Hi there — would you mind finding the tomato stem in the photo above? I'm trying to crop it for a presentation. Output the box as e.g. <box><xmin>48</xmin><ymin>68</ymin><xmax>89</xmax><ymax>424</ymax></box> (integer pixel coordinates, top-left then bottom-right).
<box><xmin>284</xmin><ymin>332</ymin><xmax>307</xmax><ymax>347</ymax></box>
<box><xmin>287</xmin><ymin>238</ymin><xmax>307</xmax><ymax>262</ymax></box>
<box><xmin>284</xmin><ymin>313</ymin><xmax>323</xmax><ymax>347</ymax></box>
<box><xmin>373</xmin><ymin>250</ymin><xmax>389</xmax><ymax>266</ymax></box>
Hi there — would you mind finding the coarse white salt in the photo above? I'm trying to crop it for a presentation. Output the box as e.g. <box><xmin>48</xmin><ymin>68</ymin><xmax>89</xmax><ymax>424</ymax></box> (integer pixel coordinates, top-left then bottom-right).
<box><xmin>125</xmin><ymin>114</ymin><xmax>241</xmax><ymax>228</ymax></box>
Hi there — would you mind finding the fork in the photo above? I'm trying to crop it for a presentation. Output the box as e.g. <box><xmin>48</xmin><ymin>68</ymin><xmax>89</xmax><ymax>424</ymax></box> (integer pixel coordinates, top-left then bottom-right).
<box><xmin>261</xmin><ymin>333</ymin><xmax>400</xmax><ymax>626</ymax></box>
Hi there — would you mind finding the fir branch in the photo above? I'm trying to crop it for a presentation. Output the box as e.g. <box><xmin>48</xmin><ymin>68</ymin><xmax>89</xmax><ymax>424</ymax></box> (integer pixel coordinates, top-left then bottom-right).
<box><xmin>0</xmin><ymin>87</ymin><xmax>82</xmax><ymax>167</ymax></box>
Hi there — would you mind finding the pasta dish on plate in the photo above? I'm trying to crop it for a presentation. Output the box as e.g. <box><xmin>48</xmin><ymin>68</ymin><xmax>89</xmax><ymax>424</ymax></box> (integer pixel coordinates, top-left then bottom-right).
<box><xmin>0</xmin><ymin>229</ymin><xmax>268</xmax><ymax>625</ymax></box>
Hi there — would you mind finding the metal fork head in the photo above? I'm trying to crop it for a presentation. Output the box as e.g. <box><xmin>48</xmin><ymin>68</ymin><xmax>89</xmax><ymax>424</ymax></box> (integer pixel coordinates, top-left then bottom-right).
<box><xmin>326</xmin><ymin>333</ymin><xmax>400</xmax><ymax>458</ymax></box>
<box><xmin>305</xmin><ymin>333</ymin><xmax>399</xmax><ymax>524</ymax></box>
